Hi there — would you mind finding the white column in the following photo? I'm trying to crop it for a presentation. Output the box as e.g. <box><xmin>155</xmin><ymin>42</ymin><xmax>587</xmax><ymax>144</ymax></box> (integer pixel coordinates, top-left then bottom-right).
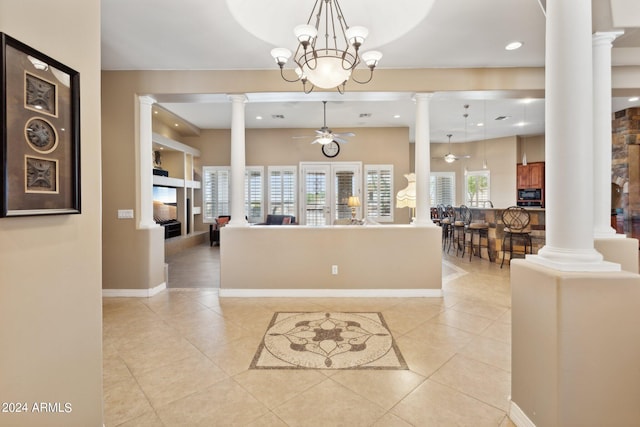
<box><xmin>593</xmin><ymin>31</ymin><xmax>624</xmax><ymax>238</ymax></box>
<box><xmin>527</xmin><ymin>0</ymin><xmax>618</xmax><ymax>271</ymax></box>
<box><xmin>228</xmin><ymin>94</ymin><xmax>248</xmax><ymax>227</ymax></box>
<box><xmin>413</xmin><ymin>93</ymin><xmax>437</xmax><ymax>226</ymax></box>
<box><xmin>136</xmin><ymin>95</ymin><xmax>158</xmax><ymax>229</ymax></box>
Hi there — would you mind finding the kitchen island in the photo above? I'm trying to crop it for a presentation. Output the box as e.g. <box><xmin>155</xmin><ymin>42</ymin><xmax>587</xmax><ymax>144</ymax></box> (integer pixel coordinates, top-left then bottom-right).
<box><xmin>467</xmin><ymin>207</ymin><xmax>546</xmax><ymax>264</ymax></box>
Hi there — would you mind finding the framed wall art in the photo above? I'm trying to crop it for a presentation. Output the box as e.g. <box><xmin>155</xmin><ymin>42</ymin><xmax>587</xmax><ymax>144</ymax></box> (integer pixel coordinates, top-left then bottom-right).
<box><xmin>1</xmin><ymin>33</ymin><xmax>80</xmax><ymax>217</ymax></box>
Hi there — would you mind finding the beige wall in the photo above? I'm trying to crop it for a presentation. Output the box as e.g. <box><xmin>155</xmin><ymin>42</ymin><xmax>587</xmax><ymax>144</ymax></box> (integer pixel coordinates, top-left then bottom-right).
<box><xmin>0</xmin><ymin>1</ymin><xmax>103</xmax><ymax>426</ymax></box>
<box><xmin>511</xmin><ymin>260</ymin><xmax>640</xmax><ymax>426</ymax></box>
<box><xmin>518</xmin><ymin>134</ymin><xmax>545</xmax><ymax>163</ymax></box>
<box><xmin>220</xmin><ymin>226</ymin><xmax>442</xmax><ymax>292</ymax></box>
<box><xmin>428</xmin><ymin>136</ymin><xmax>521</xmax><ymax>208</ymax></box>
<box><xmin>184</xmin><ymin>126</ymin><xmax>412</xmax><ymax>230</ymax></box>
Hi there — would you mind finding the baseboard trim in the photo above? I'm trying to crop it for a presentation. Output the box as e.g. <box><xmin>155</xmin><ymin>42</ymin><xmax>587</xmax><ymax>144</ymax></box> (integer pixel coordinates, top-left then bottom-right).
<box><xmin>102</xmin><ymin>282</ymin><xmax>166</xmax><ymax>298</ymax></box>
<box><xmin>509</xmin><ymin>400</ymin><xmax>536</xmax><ymax>427</ymax></box>
<box><xmin>218</xmin><ymin>288</ymin><xmax>443</xmax><ymax>298</ymax></box>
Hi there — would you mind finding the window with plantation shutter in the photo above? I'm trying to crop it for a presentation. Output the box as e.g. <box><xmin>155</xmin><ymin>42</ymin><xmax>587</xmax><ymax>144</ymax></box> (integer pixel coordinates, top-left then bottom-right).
<box><xmin>430</xmin><ymin>172</ymin><xmax>456</xmax><ymax>206</ymax></box>
<box><xmin>364</xmin><ymin>165</ymin><xmax>393</xmax><ymax>222</ymax></box>
<box><xmin>268</xmin><ymin>166</ymin><xmax>297</xmax><ymax>217</ymax></box>
<box><xmin>245</xmin><ymin>167</ymin><xmax>264</xmax><ymax>223</ymax></box>
<box><xmin>202</xmin><ymin>166</ymin><xmax>230</xmax><ymax>223</ymax></box>
<box><xmin>464</xmin><ymin>170</ymin><xmax>490</xmax><ymax>207</ymax></box>
<box><xmin>334</xmin><ymin>170</ymin><xmax>356</xmax><ymax>221</ymax></box>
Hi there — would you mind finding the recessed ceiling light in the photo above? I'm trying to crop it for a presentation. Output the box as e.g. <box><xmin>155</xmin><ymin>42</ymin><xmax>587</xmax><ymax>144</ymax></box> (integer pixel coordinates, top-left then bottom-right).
<box><xmin>477</xmin><ymin>122</ymin><xmax>484</xmax><ymax>127</ymax></box>
<box><xmin>174</xmin><ymin>123</ymin><xmax>179</xmax><ymax>127</ymax></box>
<box><xmin>153</xmin><ymin>110</ymin><xmax>158</xmax><ymax>114</ymax></box>
<box><xmin>393</xmin><ymin>114</ymin><xmax>401</xmax><ymax>119</ymax></box>
<box><xmin>629</xmin><ymin>97</ymin><xmax>639</xmax><ymax>102</ymax></box>
<box><xmin>505</xmin><ymin>41</ymin><xmax>523</xmax><ymax>51</ymax></box>
<box><xmin>516</xmin><ymin>121</ymin><xmax>526</xmax><ymax>127</ymax></box>
<box><xmin>256</xmin><ymin>116</ymin><xmax>263</xmax><ymax>120</ymax></box>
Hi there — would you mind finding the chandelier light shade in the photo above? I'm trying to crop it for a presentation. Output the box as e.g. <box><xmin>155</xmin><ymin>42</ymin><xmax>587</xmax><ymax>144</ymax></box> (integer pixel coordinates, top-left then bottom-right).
<box><xmin>270</xmin><ymin>0</ymin><xmax>383</xmax><ymax>93</ymax></box>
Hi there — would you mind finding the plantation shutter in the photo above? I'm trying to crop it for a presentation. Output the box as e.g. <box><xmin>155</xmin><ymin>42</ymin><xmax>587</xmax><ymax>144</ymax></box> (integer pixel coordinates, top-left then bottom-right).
<box><xmin>364</xmin><ymin>165</ymin><xmax>393</xmax><ymax>222</ymax></box>
<box><xmin>244</xmin><ymin>167</ymin><xmax>264</xmax><ymax>223</ymax></box>
<box><xmin>202</xmin><ymin>166</ymin><xmax>230</xmax><ymax>222</ymax></box>
<box><xmin>268</xmin><ymin>166</ymin><xmax>297</xmax><ymax>216</ymax></box>
<box><xmin>430</xmin><ymin>172</ymin><xmax>456</xmax><ymax>206</ymax></box>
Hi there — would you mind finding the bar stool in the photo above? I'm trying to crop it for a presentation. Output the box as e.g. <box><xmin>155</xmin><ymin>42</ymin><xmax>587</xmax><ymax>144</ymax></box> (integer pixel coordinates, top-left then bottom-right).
<box><xmin>440</xmin><ymin>205</ymin><xmax>455</xmax><ymax>250</ymax></box>
<box><xmin>500</xmin><ymin>206</ymin><xmax>532</xmax><ymax>268</ymax></box>
<box><xmin>466</xmin><ymin>212</ymin><xmax>492</xmax><ymax>262</ymax></box>
<box><xmin>451</xmin><ymin>205</ymin><xmax>471</xmax><ymax>256</ymax></box>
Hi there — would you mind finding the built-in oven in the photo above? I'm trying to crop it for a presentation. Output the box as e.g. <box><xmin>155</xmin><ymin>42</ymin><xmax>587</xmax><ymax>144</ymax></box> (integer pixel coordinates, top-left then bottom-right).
<box><xmin>517</xmin><ymin>188</ymin><xmax>543</xmax><ymax>207</ymax></box>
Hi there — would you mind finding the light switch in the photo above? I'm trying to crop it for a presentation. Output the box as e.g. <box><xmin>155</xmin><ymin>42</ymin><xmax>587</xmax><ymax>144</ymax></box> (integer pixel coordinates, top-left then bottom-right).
<box><xmin>117</xmin><ymin>209</ymin><xmax>134</xmax><ymax>219</ymax></box>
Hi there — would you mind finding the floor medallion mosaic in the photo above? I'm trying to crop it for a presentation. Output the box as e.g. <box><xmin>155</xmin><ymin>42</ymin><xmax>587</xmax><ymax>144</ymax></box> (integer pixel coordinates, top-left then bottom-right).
<box><xmin>250</xmin><ymin>312</ymin><xmax>408</xmax><ymax>370</ymax></box>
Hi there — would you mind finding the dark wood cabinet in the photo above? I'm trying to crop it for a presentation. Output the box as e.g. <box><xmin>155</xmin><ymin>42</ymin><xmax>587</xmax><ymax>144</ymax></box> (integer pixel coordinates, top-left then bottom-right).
<box><xmin>517</xmin><ymin>162</ymin><xmax>544</xmax><ymax>189</ymax></box>
<box><xmin>517</xmin><ymin>162</ymin><xmax>545</xmax><ymax>207</ymax></box>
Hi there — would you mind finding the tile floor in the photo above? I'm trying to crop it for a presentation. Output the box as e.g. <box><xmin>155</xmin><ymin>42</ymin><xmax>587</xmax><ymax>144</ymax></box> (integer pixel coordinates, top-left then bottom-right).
<box><xmin>103</xmin><ymin>243</ymin><xmax>516</xmax><ymax>426</ymax></box>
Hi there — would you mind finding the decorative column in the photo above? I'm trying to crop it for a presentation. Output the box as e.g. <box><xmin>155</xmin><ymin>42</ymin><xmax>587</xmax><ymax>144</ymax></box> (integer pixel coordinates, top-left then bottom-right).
<box><xmin>593</xmin><ymin>31</ymin><xmax>624</xmax><ymax>238</ymax></box>
<box><xmin>413</xmin><ymin>93</ymin><xmax>437</xmax><ymax>226</ymax></box>
<box><xmin>228</xmin><ymin>94</ymin><xmax>248</xmax><ymax>227</ymax></box>
<box><xmin>137</xmin><ymin>95</ymin><xmax>158</xmax><ymax>229</ymax></box>
<box><xmin>527</xmin><ymin>0</ymin><xmax>618</xmax><ymax>271</ymax></box>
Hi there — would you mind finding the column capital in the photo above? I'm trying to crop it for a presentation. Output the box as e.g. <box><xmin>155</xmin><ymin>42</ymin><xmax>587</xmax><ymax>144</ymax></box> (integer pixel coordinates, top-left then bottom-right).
<box><xmin>592</xmin><ymin>30</ymin><xmax>624</xmax><ymax>46</ymax></box>
<box><xmin>138</xmin><ymin>95</ymin><xmax>156</xmax><ymax>106</ymax></box>
<box><xmin>413</xmin><ymin>92</ymin><xmax>434</xmax><ymax>102</ymax></box>
<box><xmin>228</xmin><ymin>93</ymin><xmax>248</xmax><ymax>104</ymax></box>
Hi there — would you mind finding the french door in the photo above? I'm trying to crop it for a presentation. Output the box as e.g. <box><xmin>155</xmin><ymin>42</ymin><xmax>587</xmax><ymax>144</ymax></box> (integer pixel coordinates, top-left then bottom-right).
<box><xmin>299</xmin><ymin>162</ymin><xmax>362</xmax><ymax>225</ymax></box>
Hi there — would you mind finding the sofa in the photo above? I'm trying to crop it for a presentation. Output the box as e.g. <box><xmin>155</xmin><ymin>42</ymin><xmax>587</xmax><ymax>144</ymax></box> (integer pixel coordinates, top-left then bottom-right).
<box><xmin>258</xmin><ymin>214</ymin><xmax>296</xmax><ymax>225</ymax></box>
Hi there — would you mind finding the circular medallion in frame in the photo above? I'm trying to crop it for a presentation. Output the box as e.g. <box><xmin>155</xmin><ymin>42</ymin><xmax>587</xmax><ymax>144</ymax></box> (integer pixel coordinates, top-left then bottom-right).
<box><xmin>24</xmin><ymin>117</ymin><xmax>59</xmax><ymax>154</ymax></box>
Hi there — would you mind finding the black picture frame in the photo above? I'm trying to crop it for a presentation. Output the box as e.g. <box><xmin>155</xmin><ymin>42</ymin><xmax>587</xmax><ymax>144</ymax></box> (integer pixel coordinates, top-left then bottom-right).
<box><xmin>0</xmin><ymin>33</ymin><xmax>80</xmax><ymax>217</ymax></box>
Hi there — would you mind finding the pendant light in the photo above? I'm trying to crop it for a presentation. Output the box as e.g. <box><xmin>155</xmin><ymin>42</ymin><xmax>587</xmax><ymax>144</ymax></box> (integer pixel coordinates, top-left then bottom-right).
<box><xmin>521</xmin><ymin>100</ymin><xmax>528</xmax><ymax>165</ymax></box>
<box><xmin>482</xmin><ymin>100</ymin><xmax>488</xmax><ymax>169</ymax></box>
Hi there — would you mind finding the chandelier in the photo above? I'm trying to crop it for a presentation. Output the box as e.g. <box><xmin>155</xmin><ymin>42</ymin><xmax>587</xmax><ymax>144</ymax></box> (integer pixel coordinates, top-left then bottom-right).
<box><xmin>270</xmin><ymin>0</ymin><xmax>383</xmax><ymax>94</ymax></box>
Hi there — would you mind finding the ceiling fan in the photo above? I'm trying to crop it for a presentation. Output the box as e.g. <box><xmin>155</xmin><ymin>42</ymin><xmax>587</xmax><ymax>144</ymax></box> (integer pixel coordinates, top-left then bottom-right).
<box><xmin>293</xmin><ymin>101</ymin><xmax>355</xmax><ymax>145</ymax></box>
<box><xmin>434</xmin><ymin>133</ymin><xmax>471</xmax><ymax>163</ymax></box>
<box><xmin>434</xmin><ymin>104</ymin><xmax>472</xmax><ymax>162</ymax></box>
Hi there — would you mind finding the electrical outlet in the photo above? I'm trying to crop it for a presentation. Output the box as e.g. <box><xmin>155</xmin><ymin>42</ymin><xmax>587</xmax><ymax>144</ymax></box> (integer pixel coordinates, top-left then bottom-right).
<box><xmin>331</xmin><ymin>265</ymin><xmax>338</xmax><ymax>275</ymax></box>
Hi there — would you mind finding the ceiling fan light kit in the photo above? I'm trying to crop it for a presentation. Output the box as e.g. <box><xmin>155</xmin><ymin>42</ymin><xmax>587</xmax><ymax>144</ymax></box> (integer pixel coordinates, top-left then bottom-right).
<box><xmin>294</xmin><ymin>101</ymin><xmax>356</xmax><ymax>151</ymax></box>
<box><xmin>270</xmin><ymin>0</ymin><xmax>382</xmax><ymax>93</ymax></box>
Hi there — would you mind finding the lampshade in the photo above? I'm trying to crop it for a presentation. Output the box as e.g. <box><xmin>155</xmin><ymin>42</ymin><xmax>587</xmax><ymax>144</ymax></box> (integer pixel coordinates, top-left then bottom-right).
<box><xmin>361</xmin><ymin>50</ymin><xmax>383</xmax><ymax>67</ymax></box>
<box><xmin>301</xmin><ymin>56</ymin><xmax>353</xmax><ymax>89</ymax></box>
<box><xmin>270</xmin><ymin>48</ymin><xmax>292</xmax><ymax>65</ymax></box>
<box><xmin>347</xmin><ymin>196</ymin><xmax>361</xmax><ymax>207</ymax></box>
<box><xmin>294</xmin><ymin>24</ymin><xmax>317</xmax><ymax>45</ymax></box>
<box><xmin>396</xmin><ymin>173</ymin><xmax>416</xmax><ymax>208</ymax></box>
<box><xmin>345</xmin><ymin>26</ymin><xmax>369</xmax><ymax>46</ymax></box>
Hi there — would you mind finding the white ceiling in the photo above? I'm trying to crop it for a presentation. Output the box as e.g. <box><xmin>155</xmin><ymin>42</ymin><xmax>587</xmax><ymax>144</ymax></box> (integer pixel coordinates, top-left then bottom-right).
<box><xmin>101</xmin><ymin>0</ymin><xmax>640</xmax><ymax>143</ymax></box>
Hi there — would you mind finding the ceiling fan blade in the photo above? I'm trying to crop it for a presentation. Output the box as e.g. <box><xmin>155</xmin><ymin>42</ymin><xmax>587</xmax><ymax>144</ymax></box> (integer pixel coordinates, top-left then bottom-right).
<box><xmin>333</xmin><ymin>132</ymin><xmax>355</xmax><ymax>137</ymax></box>
<box><xmin>333</xmin><ymin>137</ymin><xmax>348</xmax><ymax>144</ymax></box>
<box><xmin>310</xmin><ymin>138</ymin><xmax>322</xmax><ymax>144</ymax></box>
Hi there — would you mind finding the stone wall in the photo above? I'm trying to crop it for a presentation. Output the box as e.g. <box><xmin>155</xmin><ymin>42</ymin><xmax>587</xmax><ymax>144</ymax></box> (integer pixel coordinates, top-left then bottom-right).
<box><xmin>612</xmin><ymin>107</ymin><xmax>640</xmax><ymax>231</ymax></box>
